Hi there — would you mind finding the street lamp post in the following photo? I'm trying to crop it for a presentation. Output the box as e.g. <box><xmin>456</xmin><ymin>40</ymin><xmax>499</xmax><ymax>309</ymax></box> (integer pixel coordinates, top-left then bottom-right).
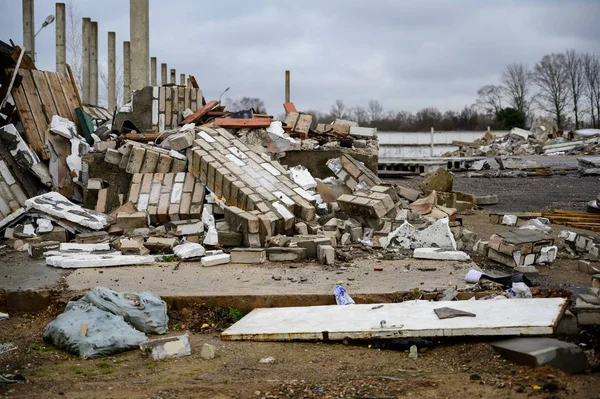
<box><xmin>32</xmin><ymin>14</ymin><xmax>55</xmax><ymax>61</ymax></box>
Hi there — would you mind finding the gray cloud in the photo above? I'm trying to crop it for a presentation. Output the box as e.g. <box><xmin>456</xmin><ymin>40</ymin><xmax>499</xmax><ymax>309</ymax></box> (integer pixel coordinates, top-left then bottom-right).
<box><xmin>1</xmin><ymin>0</ymin><xmax>599</xmax><ymax>115</ymax></box>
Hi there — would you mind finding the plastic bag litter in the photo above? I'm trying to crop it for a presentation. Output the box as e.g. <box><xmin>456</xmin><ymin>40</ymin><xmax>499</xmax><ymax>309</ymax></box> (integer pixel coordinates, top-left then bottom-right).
<box><xmin>203</xmin><ymin>225</ymin><xmax>219</xmax><ymax>246</ymax></box>
<box><xmin>507</xmin><ymin>282</ymin><xmax>532</xmax><ymax>299</ymax></box>
<box><xmin>43</xmin><ymin>302</ymin><xmax>147</xmax><ymax>358</ymax></box>
<box><xmin>174</xmin><ymin>242</ymin><xmax>206</xmax><ymax>259</ymax></box>
<box><xmin>77</xmin><ymin>286</ymin><xmax>168</xmax><ymax>334</ymax></box>
<box><xmin>202</xmin><ymin>207</ymin><xmax>215</xmax><ymax>228</ymax></box>
<box><xmin>334</xmin><ymin>285</ymin><xmax>355</xmax><ymax>305</ymax></box>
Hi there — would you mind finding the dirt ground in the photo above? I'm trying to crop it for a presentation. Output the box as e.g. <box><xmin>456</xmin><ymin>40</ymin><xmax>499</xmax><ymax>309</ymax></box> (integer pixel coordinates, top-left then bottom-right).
<box><xmin>1</xmin><ymin>167</ymin><xmax>600</xmax><ymax>398</ymax></box>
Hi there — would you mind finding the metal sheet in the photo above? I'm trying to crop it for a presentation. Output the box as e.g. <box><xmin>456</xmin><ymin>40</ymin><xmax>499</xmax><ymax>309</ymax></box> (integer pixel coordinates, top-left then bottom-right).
<box><xmin>222</xmin><ymin>298</ymin><xmax>567</xmax><ymax>341</ymax></box>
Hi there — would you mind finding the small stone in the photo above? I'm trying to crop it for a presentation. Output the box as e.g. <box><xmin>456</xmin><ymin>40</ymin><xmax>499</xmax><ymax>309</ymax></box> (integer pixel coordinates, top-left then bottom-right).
<box><xmin>259</xmin><ymin>356</ymin><xmax>275</xmax><ymax>363</ymax></box>
<box><xmin>200</xmin><ymin>343</ymin><xmax>215</xmax><ymax>360</ymax></box>
<box><xmin>408</xmin><ymin>345</ymin><xmax>418</xmax><ymax>358</ymax></box>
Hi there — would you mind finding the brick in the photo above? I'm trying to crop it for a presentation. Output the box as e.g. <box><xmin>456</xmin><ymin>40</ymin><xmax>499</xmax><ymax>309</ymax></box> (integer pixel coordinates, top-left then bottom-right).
<box><xmin>140</xmin><ymin>150</ymin><xmax>160</xmax><ymax>173</ymax></box>
<box><xmin>76</xmin><ymin>231</ymin><xmax>109</xmax><ymax>244</ymax></box>
<box><xmin>28</xmin><ymin>241</ymin><xmax>60</xmax><ymax>258</ymax></box>
<box><xmin>171</xmin><ymin>158</ymin><xmax>187</xmax><ymax>173</ymax></box>
<box><xmin>156</xmin><ymin>153</ymin><xmax>173</xmax><ymax>173</ymax></box>
<box><xmin>296</xmin><ymin>237</ymin><xmax>332</xmax><ymax>259</ymax></box>
<box><xmin>318</xmin><ymin>244</ymin><xmax>335</xmax><ymax>265</ymax></box>
<box><xmin>117</xmin><ymin>211</ymin><xmax>147</xmax><ymax>229</ymax></box>
<box><xmin>141</xmin><ymin>173</ymin><xmax>153</xmax><ymax>194</ymax></box>
<box><xmin>40</xmin><ymin>226</ymin><xmax>68</xmax><ymax>243</ymax></box>
<box><xmin>162</xmin><ymin>173</ymin><xmax>174</xmax><ymax>193</ymax></box>
<box><xmin>179</xmin><ymin>192</ymin><xmax>192</xmax><ymax>220</ymax></box>
<box><xmin>128</xmin><ymin>183</ymin><xmax>141</xmax><ymax>204</ymax></box>
<box><xmin>95</xmin><ymin>188</ymin><xmax>108</xmax><ymax>213</ymax></box>
<box><xmin>104</xmin><ymin>148</ymin><xmax>122</xmax><ymax>165</ymax></box>
<box><xmin>126</xmin><ymin>146</ymin><xmax>146</xmax><ymax>174</ymax></box>
<box><xmin>168</xmin><ymin>130</ymin><xmax>195</xmax><ymax>151</ymax></box>
<box><xmin>230</xmin><ymin>248</ymin><xmax>266</xmax><ymax>264</ymax></box>
<box><xmin>120</xmin><ymin>239</ymin><xmax>150</xmax><ymax>255</ymax></box>
<box><xmin>157</xmin><ymin>194</ymin><xmax>170</xmax><ymax>223</ymax></box>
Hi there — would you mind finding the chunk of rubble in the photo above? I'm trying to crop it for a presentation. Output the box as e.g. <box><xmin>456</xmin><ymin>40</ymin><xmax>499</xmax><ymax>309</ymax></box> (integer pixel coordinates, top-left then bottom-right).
<box><xmin>140</xmin><ymin>335</ymin><xmax>191</xmax><ymax>360</ymax></box>
<box><xmin>380</xmin><ymin>218</ymin><xmax>457</xmax><ymax>250</ymax></box>
<box><xmin>24</xmin><ymin>192</ymin><xmax>111</xmax><ymax>230</ymax></box>
<box><xmin>413</xmin><ymin>248</ymin><xmax>470</xmax><ymax>261</ymax></box>
<box><xmin>46</xmin><ymin>254</ymin><xmax>155</xmax><ymax>268</ymax></box>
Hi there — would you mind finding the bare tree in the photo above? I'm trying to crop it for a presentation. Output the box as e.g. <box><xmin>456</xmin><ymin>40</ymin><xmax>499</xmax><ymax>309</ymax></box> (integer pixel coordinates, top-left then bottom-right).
<box><xmin>564</xmin><ymin>49</ymin><xmax>586</xmax><ymax>128</ymax></box>
<box><xmin>533</xmin><ymin>53</ymin><xmax>570</xmax><ymax>128</ymax></box>
<box><xmin>501</xmin><ymin>63</ymin><xmax>532</xmax><ymax>116</ymax></box>
<box><xmin>367</xmin><ymin>100</ymin><xmax>384</xmax><ymax>123</ymax></box>
<box><xmin>583</xmin><ymin>53</ymin><xmax>600</xmax><ymax>128</ymax></box>
<box><xmin>99</xmin><ymin>60</ymin><xmax>124</xmax><ymax>110</ymax></box>
<box><xmin>65</xmin><ymin>1</ymin><xmax>82</xmax><ymax>94</ymax></box>
<box><xmin>475</xmin><ymin>84</ymin><xmax>503</xmax><ymax>114</ymax></box>
<box><xmin>330</xmin><ymin>100</ymin><xmax>347</xmax><ymax>119</ymax></box>
<box><xmin>351</xmin><ymin>106</ymin><xmax>368</xmax><ymax>125</ymax></box>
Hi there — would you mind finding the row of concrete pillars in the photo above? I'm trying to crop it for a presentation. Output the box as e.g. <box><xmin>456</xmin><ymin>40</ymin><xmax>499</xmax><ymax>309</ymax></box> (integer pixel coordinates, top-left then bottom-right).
<box><xmin>23</xmin><ymin>0</ymin><xmax>194</xmax><ymax>112</ymax></box>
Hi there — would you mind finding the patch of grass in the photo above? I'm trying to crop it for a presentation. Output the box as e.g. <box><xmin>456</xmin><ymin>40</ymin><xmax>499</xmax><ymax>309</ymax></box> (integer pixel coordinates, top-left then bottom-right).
<box><xmin>174</xmin><ymin>322</ymin><xmax>183</xmax><ymax>331</ymax></box>
<box><xmin>97</xmin><ymin>361</ymin><xmax>110</xmax><ymax>369</ymax></box>
<box><xmin>28</xmin><ymin>343</ymin><xmax>53</xmax><ymax>353</ymax></box>
<box><xmin>207</xmin><ymin>307</ymin><xmax>246</xmax><ymax>326</ymax></box>
<box><xmin>101</xmin><ymin>369</ymin><xmax>113</xmax><ymax>375</ymax></box>
<box><xmin>146</xmin><ymin>361</ymin><xmax>154</xmax><ymax>369</ymax></box>
<box><xmin>160</xmin><ymin>255</ymin><xmax>178</xmax><ymax>262</ymax></box>
<box><xmin>75</xmin><ymin>370</ymin><xmax>87</xmax><ymax>376</ymax></box>
<box><xmin>228</xmin><ymin>308</ymin><xmax>244</xmax><ymax>322</ymax></box>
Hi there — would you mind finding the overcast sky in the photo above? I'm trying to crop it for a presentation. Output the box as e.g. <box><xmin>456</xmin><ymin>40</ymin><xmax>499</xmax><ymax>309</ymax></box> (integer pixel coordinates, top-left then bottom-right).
<box><xmin>1</xmin><ymin>0</ymin><xmax>599</xmax><ymax>115</ymax></box>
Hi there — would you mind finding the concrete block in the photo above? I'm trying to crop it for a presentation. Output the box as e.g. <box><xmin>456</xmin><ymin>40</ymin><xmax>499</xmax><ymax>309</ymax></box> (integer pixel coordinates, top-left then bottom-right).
<box><xmin>76</xmin><ymin>231</ymin><xmax>109</xmax><ymax>244</ymax></box>
<box><xmin>144</xmin><ymin>237</ymin><xmax>178</xmax><ymax>254</ymax></box>
<box><xmin>574</xmin><ymin>298</ymin><xmax>600</xmax><ymax>325</ymax></box>
<box><xmin>126</xmin><ymin>146</ymin><xmax>146</xmax><ymax>174</ymax></box>
<box><xmin>318</xmin><ymin>244</ymin><xmax>335</xmax><ymax>265</ymax></box>
<box><xmin>94</xmin><ymin>141</ymin><xmax>117</xmax><ymax>152</ymax></box>
<box><xmin>349</xmin><ymin>126</ymin><xmax>376</xmax><ymax>138</ymax></box>
<box><xmin>201</xmin><ymin>253</ymin><xmax>231</xmax><ymax>267</ymax></box>
<box><xmin>40</xmin><ymin>226</ymin><xmax>68</xmax><ymax>243</ymax></box>
<box><xmin>555</xmin><ymin>310</ymin><xmax>578</xmax><ymax>336</ymax></box>
<box><xmin>297</xmin><ymin>237</ymin><xmax>332</xmax><ymax>259</ymax></box>
<box><xmin>28</xmin><ymin>241</ymin><xmax>60</xmax><ymax>258</ymax></box>
<box><xmin>419</xmin><ymin>168</ymin><xmax>453</xmax><ymax>193</ymax></box>
<box><xmin>491</xmin><ymin>338</ymin><xmax>587</xmax><ymax>374</ymax></box>
<box><xmin>230</xmin><ymin>248</ymin><xmax>266</xmax><ymax>264</ymax></box>
<box><xmin>294</xmin><ymin>222</ymin><xmax>308</xmax><ymax>235</ymax></box>
<box><xmin>168</xmin><ymin>130</ymin><xmax>194</xmax><ymax>151</ymax></box>
<box><xmin>266</xmin><ymin>247</ymin><xmax>306</xmax><ymax>262</ymax></box>
<box><xmin>104</xmin><ymin>148</ymin><xmax>122</xmax><ymax>165</ymax></box>
<box><xmin>120</xmin><ymin>239</ymin><xmax>150</xmax><ymax>255</ymax></box>
<box><xmin>201</xmin><ymin>343</ymin><xmax>216</xmax><ymax>360</ymax></box>
<box><xmin>117</xmin><ymin>211</ymin><xmax>148</xmax><ymax>229</ymax></box>
<box><xmin>475</xmin><ymin>194</ymin><xmax>498</xmax><ymax>205</ymax></box>
<box><xmin>218</xmin><ymin>230</ymin><xmax>243</xmax><ymax>247</ymax></box>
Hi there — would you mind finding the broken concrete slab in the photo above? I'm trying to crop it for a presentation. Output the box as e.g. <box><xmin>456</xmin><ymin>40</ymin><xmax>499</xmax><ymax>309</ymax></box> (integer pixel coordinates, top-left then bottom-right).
<box><xmin>144</xmin><ymin>237</ymin><xmax>178</xmax><ymax>254</ymax></box>
<box><xmin>120</xmin><ymin>239</ymin><xmax>150</xmax><ymax>256</ymax></box>
<box><xmin>434</xmin><ymin>307</ymin><xmax>476</xmax><ymax>319</ymax></box>
<box><xmin>491</xmin><ymin>337</ymin><xmax>587</xmax><ymax>374</ymax></box>
<box><xmin>28</xmin><ymin>241</ymin><xmax>60</xmax><ymax>258</ymax></box>
<box><xmin>140</xmin><ymin>335</ymin><xmax>191</xmax><ymax>360</ymax></box>
<box><xmin>46</xmin><ymin>254</ymin><xmax>155</xmax><ymax>268</ymax></box>
<box><xmin>318</xmin><ymin>244</ymin><xmax>335</xmax><ymax>265</ymax></box>
<box><xmin>76</xmin><ymin>231</ymin><xmax>109</xmax><ymax>244</ymax></box>
<box><xmin>413</xmin><ymin>248</ymin><xmax>470</xmax><ymax>261</ymax></box>
<box><xmin>381</xmin><ymin>218</ymin><xmax>457</xmax><ymax>251</ymax></box>
<box><xmin>266</xmin><ymin>247</ymin><xmax>306</xmax><ymax>262</ymax></box>
<box><xmin>222</xmin><ymin>298</ymin><xmax>568</xmax><ymax>341</ymax></box>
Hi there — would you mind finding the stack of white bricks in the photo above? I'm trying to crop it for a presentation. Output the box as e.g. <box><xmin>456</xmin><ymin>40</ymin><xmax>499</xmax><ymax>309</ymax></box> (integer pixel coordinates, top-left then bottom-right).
<box><xmin>336</xmin><ymin>185</ymin><xmax>397</xmax><ymax>220</ymax></box>
<box><xmin>188</xmin><ymin>126</ymin><xmax>317</xmax><ymax>245</ymax></box>
<box><xmin>0</xmin><ymin>159</ymin><xmax>28</xmax><ymax>219</ymax></box>
<box><xmin>111</xmin><ymin>141</ymin><xmax>188</xmax><ymax>175</ymax></box>
<box><xmin>154</xmin><ymin>86</ymin><xmax>202</xmax><ymax>132</ymax></box>
<box><xmin>127</xmin><ymin>172</ymin><xmax>205</xmax><ymax>224</ymax></box>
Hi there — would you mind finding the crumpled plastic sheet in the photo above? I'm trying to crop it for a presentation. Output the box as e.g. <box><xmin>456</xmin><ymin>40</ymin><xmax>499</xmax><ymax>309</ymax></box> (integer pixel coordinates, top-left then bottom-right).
<box><xmin>77</xmin><ymin>286</ymin><xmax>168</xmax><ymax>334</ymax></box>
<box><xmin>43</xmin><ymin>302</ymin><xmax>147</xmax><ymax>358</ymax></box>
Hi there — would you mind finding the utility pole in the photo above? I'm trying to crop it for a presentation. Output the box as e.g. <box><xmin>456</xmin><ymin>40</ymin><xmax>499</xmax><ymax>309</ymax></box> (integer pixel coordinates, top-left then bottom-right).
<box><xmin>285</xmin><ymin>70</ymin><xmax>290</xmax><ymax>103</ymax></box>
<box><xmin>55</xmin><ymin>3</ymin><xmax>66</xmax><ymax>73</ymax></box>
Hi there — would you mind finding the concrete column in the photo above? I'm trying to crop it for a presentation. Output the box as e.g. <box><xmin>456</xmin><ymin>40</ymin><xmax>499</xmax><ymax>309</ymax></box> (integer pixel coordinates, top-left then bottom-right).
<box><xmin>430</xmin><ymin>127</ymin><xmax>434</xmax><ymax>157</ymax></box>
<box><xmin>55</xmin><ymin>3</ymin><xmax>66</xmax><ymax>73</ymax></box>
<box><xmin>179</xmin><ymin>73</ymin><xmax>185</xmax><ymax>86</ymax></box>
<box><xmin>123</xmin><ymin>41</ymin><xmax>131</xmax><ymax>104</ymax></box>
<box><xmin>22</xmin><ymin>0</ymin><xmax>35</xmax><ymax>60</ymax></box>
<box><xmin>129</xmin><ymin>0</ymin><xmax>150</xmax><ymax>91</ymax></box>
<box><xmin>170</xmin><ymin>69</ymin><xmax>176</xmax><ymax>85</ymax></box>
<box><xmin>90</xmin><ymin>21</ymin><xmax>98</xmax><ymax>106</ymax></box>
<box><xmin>285</xmin><ymin>70</ymin><xmax>290</xmax><ymax>103</ymax></box>
<box><xmin>161</xmin><ymin>63</ymin><xmax>167</xmax><ymax>86</ymax></box>
<box><xmin>108</xmin><ymin>32</ymin><xmax>116</xmax><ymax>111</ymax></box>
<box><xmin>150</xmin><ymin>57</ymin><xmax>157</xmax><ymax>86</ymax></box>
<box><xmin>82</xmin><ymin>17</ymin><xmax>91</xmax><ymax>104</ymax></box>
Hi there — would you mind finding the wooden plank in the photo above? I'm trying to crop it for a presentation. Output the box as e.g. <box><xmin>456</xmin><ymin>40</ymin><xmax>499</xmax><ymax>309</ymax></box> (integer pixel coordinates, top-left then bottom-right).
<box><xmin>283</xmin><ymin>102</ymin><xmax>297</xmax><ymax>113</ymax></box>
<box><xmin>182</xmin><ymin>100</ymin><xmax>219</xmax><ymax>124</ymax></box>
<box><xmin>18</xmin><ymin>70</ymin><xmax>47</xmax><ymax>153</ymax></box>
<box><xmin>11</xmin><ymin>83</ymin><xmax>44</xmax><ymax>155</ymax></box>
<box><xmin>66</xmin><ymin>64</ymin><xmax>82</xmax><ymax>108</ymax></box>
<box><xmin>30</xmin><ymin>70</ymin><xmax>58</xmax><ymax>124</ymax></box>
<box><xmin>189</xmin><ymin>76</ymin><xmax>199</xmax><ymax>89</ymax></box>
<box><xmin>44</xmin><ymin>71</ymin><xmax>72</xmax><ymax>121</ymax></box>
<box><xmin>222</xmin><ymin>298</ymin><xmax>568</xmax><ymax>342</ymax></box>
<box><xmin>57</xmin><ymin>72</ymin><xmax>81</xmax><ymax>129</ymax></box>
<box><xmin>213</xmin><ymin>118</ymin><xmax>272</xmax><ymax>129</ymax></box>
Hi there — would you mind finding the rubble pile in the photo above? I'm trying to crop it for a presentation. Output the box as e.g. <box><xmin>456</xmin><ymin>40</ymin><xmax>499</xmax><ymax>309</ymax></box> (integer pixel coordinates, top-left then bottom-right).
<box><xmin>445</xmin><ymin>121</ymin><xmax>600</xmax><ymax>158</ymax></box>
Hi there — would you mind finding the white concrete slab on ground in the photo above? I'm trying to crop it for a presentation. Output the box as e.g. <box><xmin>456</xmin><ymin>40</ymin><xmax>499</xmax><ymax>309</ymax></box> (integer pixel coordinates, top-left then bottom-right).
<box><xmin>221</xmin><ymin>298</ymin><xmax>567</xmax><ymax>341</ymax></box>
